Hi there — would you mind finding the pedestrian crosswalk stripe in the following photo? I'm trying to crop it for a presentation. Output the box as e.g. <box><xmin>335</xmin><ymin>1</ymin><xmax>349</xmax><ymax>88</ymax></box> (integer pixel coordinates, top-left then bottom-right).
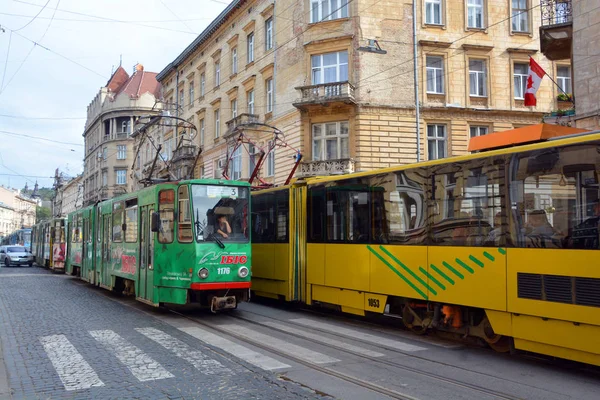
<box><xmin>135</xmin><ymin>327</ymin><xmax>232</xmax><ymax>375</ymax></box>
<box><xmin>90</xmin><ymin>330</ymin><xmax>174</xmax><ymax>382</ymax></box>
<box><xmin>40</xmin><ymin>334</ymin><xmax>104</xmax><ymax>391</ymax></box>
<box><xmin>219</xmin><ymin>324</ymin><xmax>341</xmax><ymax>365</ymax></box>
<box><xmin>262</xmin><ymin>321</ymin><xmax>386</xmax><ymax>357</ymax></box>
<box><xmin>290</xmin><ymin>318</ymin><xmax>427</xmax><ymax>352</ymax></box>
<box><xmin>179</xmin><ymin>326</ymin><xmax>291</xmax><ymax>371</ymax></box>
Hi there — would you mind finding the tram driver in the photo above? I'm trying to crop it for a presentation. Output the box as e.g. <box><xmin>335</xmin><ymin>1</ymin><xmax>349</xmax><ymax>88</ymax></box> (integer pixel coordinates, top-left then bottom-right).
<box><xmin>216</xmin><ymin>215</ymin><xmax>232</xmax><ymax>239</ymax></box>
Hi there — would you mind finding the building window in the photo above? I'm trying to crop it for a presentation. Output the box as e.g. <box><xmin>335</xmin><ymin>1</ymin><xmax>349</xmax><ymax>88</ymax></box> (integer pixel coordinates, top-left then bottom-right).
<box><xmin>230</xmin><ymin>147</ymin><xmax>242</xmax><ymax>180</ymax></box>
<box><xmin>179</xmin><ymin>89</ymin><xmax>184</xmax><ymax>108</ymax></box>
<box><xmin>214</xmin><ymin>109</ymin><xmax>220</xmax><ymax>138</ymax></box>
<box><xmin>267</xmin><ymin>140</ymin><xmax>275</xmax><ymax>176</ymax></box>
<box><xmin>248</xmin><ymin>144</ymin><xmax>256</xmax><ymax>174</ymax></box>
<box><xmin>312</xmin><ymin>121</ymin><xmax>349</xmax><ymax>161</ymax></box>
<box><xmin>232</xmin><ymin>48</ymin><xmax>238</xmax><ymax>74</ymax></box>
<box><xmin>469</xmin><ymin>126</ymin><xmax>488</xmax><ymax>137</ymax></box>
<box><xmin>120</xmin><ymin>119</ymin><xmax>131</xmax><ymax>134</ymax></box>
<box><xmin>215</xmin><ymin>61</ymin><xmax>220</xmax><ymax>87</ymax></box>
<box><xmin>247</xmin><ymin>90</ymin><xmax>254</xmax><ymax>114</ymax></box>
<box><xmin>427</xmin><ymin>124</ymin><xmax>447</xmax><ymax>160</ymax></box>
<box><xmin>467</xmin><ymin>0</ymin><xmax>484</xmax><ymax>29</ymax></box>
<box><xmin>557</xmin><ymin>66</ymin><xmax>572</xmax><ymax>94</ymax></box>
<box><xmin>469</xmin><ymin>59</ymin><xmax>487</xmax><ymax>97</ymax></box>
<box><xmin>265</xmin><ymin>18</ymin><xmax>273</xmax><ymax>50</ymax></box>
<box><xmin>511</xmin><ymin>0</ymin><xmax>528</xmax><ymax>32</ymax></box>
<box><xmin>102</xmin><ymin>171</ymin><xmax>107</xmax><ymax>187</ymax></box>
<box><xmin>199</xmin><ymin>119</ymin><xmax>205</xmax><ymax>145</ymax></box>
<box><xmin>266</xmin><ymin>78</ymin><xmax>273</xmax><ymax>113</ymax></box>
<box><xmin>426</xmin><ymin>56</ymin><xmax>444</xmax><ymax>94</ymax></box>
<box><xmin>200</xmin><ymin>73</ymin><xmax>205</xmax><ymax>96</ymax></box>
<box><xmin>102</xmin><ymin>147</ymin><xmax>107</xmax><ymax>160</ymax></box>
<box><xmin>310</xmin><ymin>0</ymin><xmax>349</xmax><ymax>23</ymax></box>
<box><xmin>231</xmin><ymin>99</ymin><xmax>237</xmax><ymax>118</ymax></box>
<box><xmin>247</xmin><ymin>32</ymin><xmax>254</xmax><ymax>63</ymax></box>
<box><xmin>513</xmin><ymin>63</ymin><xmax>528</xmax><ymax>99</ymax></box>
<box><xmin>425</xmin><ymin>0</ymin><xmax>442</xmax><ymax>25</ymax></box>
<box><xmin>117</xmin><ymin>145</ymin><xmax>126</xmax><ymax>160</ymax></box>
<box><xmin>116</xmin><ymin>169</ymin><xmax>127</xmax><ymax>185</ymax></box>
<box><xmin>311</xmin><ymin>51</ymin><xmax>348</xmax><ymax>84</ymax></box>
<box><xmin>189</xmin><ymin>82</ymin><xmax>194</xmax><ymax>105</ymax></box>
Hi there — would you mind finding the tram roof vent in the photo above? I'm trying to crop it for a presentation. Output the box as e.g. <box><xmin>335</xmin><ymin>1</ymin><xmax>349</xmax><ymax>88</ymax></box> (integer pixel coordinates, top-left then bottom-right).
<box><xmin>468</xmin><ymin>123</ymin><xmax>589</xmax><ymax>153</ymax></box>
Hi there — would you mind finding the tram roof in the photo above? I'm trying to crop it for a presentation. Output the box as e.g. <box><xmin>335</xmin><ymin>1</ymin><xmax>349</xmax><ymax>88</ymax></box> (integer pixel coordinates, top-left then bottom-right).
<box><xmin>468</xmin><ymin>123</ymin><xmax>588</xmax><ymax>152</ymax></box>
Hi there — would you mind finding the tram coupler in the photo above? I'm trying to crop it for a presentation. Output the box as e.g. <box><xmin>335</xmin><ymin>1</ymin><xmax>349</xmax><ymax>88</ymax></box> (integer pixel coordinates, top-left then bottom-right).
<box><xmin>210</xmin><ymin>295</ymin><xmax>237</xmax><ymax>313</ymax></box>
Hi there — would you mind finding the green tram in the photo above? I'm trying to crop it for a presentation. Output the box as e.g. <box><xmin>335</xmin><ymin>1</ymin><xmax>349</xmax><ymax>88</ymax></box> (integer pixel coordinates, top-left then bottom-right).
<box><xmin>31</xmin><ymin>217</ymin><xmax>67</xmax><ymax>271</ymax></box>
<box><xmin>63</xmin><ymin>179</ymin><xmax>252</xmax><ymax>310</ymax></box>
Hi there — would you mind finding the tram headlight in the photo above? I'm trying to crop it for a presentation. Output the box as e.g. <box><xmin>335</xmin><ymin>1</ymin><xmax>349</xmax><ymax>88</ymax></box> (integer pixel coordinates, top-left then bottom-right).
<box><xmin>198</xmin><ymin>268</ymin><xmax>209</xmax><ymax>279</ymax></box>
<box><xmin>238</xmin><ymin>266</ymin><xmax>249</xmax><ymax>278</ymax></box>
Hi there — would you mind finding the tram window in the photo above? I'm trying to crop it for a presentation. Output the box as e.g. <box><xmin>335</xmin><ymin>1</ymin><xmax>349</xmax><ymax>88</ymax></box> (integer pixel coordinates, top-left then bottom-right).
<box><xmin>509</xmin><ymin>142</ymin><xmax>600</xmax><ymax>250</ymax></box>
<box><xmin>308</xmin><ymin>186</ymin><xmax>326</xmax><ymax>242</ymax></box>
<box><xmin>71</xmin><ymin>215</ymin><xmax>77</xmax><ymax>243</ymax></box>
<box><xmin>325</xmin><ymin>178</ymin><xmax>372</xmax><ymax>243</ymax></box>
<box><xmin>125</xmin><ymin>207</ymin><xmax>138</xmax><ymax>243</ymax></box>
<box><xmin>275</xmin><ymin>190</ymin><xmax>289</xmax><ymax>242</ymax></box>
<box><xmin>112</xmin><ymin>202</ymin><xmax>124</xmax><ymax>242</ymax></box>
<box><xmin>158</xmin><ymin>190</ymin><xmax>175</xmax><ymax>244</ymax></box>
<box><xmin>178</xmin><ymin>185</ymin><xmax>193</xmax><ymax>243</ymax></box>
<box><xmin>430</xmin><ymin>157</ymin><xmax>504</xmax><ymax>246</ymax></box>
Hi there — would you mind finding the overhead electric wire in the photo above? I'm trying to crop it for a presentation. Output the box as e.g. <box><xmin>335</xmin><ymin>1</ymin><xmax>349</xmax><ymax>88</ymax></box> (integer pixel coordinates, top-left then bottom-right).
<box><xmin>0</xmin><ymin>129</ymin><xmax>84</xmax><ymax>146</ymax></box>
<box><xmin>0</xmin><ymin>31</ymin><xmax>12</xmax><ymax>91</ymax></box>
<box><xmin>12</xmin><ymin>0</ymin><xmax>50</xmax><ymax>31</ymax></box>
<box><xmin>0</xmin><ymin>12</ymin><xmax>213</xmax><ymax>23</ymax></box>
<box><xmin>0</xmin><ymin>113</ymin><xmax>85</xmax><ymax>120</ymax></box>
<box><xmin>0</xmin><ymin>0</ymin><xmax>61</xmax><ymax>95</ymax></box>
<box><xmin>159</xmin><ymin>0</ymin><xmax>195</xmax><ymax>33</ymax></box>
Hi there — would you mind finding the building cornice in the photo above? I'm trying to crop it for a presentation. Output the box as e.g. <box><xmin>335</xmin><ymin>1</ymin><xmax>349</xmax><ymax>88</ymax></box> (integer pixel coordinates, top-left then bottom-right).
<box><xmin>418</xmin><ymin>40</ymin><xmax>452</xmax><ymax>48</ymax></box>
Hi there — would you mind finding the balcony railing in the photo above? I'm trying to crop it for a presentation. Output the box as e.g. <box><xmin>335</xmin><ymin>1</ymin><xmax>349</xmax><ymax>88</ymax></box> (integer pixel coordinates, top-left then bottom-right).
<box><xmin>293</xmin><ymin>81</ymin><xmax>356</xmax><ymax>108</ymax></box>
<box><xmin>172</xmin><ymin>144</ymin><xmax>197</xmax><ymax>163</ymax></box>
<box><xmin>541</xmin><ymin>0</ymin><xmax>572</xmax><ymax>26</ymax></box>
<box><xmin>297</xmin><ymin>158</ymin><xmax>356</xmax><ymax>178</ymax></box>
<box><xmin>225</xmin><ymin>113</ymin><xmax>260</xmax><ymax>137</ymax></box>
<box><xmin>115</xmin><ymin>131</ymin><xmax>129</xmax><ymax>139</ymax></box>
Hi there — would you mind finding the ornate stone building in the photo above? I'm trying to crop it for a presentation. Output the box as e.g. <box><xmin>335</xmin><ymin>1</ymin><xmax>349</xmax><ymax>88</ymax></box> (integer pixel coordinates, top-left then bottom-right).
<box><xmin>82</xmin><ymin>64</ymin><xmax>161</xmax><ymax>205</ymax></box>
<box><xmin>540</xmin><ymin>0</ymin><xmax>599</xmax><ymax>130</ymax></box>
<box><xmin>152</xmin><ymin>0</ymin><xmax>564</xmax><ymax>184</ymax></box>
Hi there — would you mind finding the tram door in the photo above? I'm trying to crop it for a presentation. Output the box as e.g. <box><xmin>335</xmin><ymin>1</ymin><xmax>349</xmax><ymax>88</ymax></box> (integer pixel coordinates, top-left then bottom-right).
<box><xmin>101</xmin><ymin>214</ymin><xmax>111</xmax><ymax>287</ymax></box>
<box><xmin>138</xmin><ymin>206</ymin><xmax>154</xmax><ymax>301</ymax></box>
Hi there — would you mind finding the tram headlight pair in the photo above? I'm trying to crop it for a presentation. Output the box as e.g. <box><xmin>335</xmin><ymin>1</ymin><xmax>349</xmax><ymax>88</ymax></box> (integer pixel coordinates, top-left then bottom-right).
<box><xmin>238</xmin><ymin>266</ymin><xmax>249</xmax><ymax>278</ymax></box>
<box><xmin>198</xmin><ymin>268</ymin><xmax>209</xmax><ymax>279</ymax></box>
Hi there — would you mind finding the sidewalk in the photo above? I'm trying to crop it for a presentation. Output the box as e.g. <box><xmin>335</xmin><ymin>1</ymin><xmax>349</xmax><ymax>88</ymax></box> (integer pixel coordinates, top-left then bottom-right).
<box><xmin>0</xmin><ymin>287</ymin><xmax>12</xmax><ymax>399</ymax></box>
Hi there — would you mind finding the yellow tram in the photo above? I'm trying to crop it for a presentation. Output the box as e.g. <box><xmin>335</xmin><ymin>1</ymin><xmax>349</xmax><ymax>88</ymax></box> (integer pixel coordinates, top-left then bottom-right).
<box><xmin>251</xmin><ymin>125</ymin><xmax>600</xmax><ymax>366</ymax></box>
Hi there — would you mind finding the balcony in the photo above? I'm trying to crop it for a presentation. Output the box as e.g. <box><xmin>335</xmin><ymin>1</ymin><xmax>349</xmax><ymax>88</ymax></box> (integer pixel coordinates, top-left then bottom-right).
<box><xmin>297</xmin><ymin>158</ymin><xmax>355</xmax><ymax>178</ymax></box>
<box><xmin>293</xmin><ymin>81</ymin><xmax>356</xmax><ymax>109</ymax></box>
<box><xmin>115</xmin><ymin>131</ymin><xmax>129</xmax><ymax>140</ymax></box>
<box><xmin>539</xmin><ymin>0</ymin><xmax>573</xmax><ymax>60</ymax></box>
<box><xmin>225</xmin><ymin>113</ymin><xmax>260</xmax><ymax>137</ymax></box>
<box><xmin>172</xmin><ymin>144</ymin><xmax>197</xmax><ymax>163</ymax></box>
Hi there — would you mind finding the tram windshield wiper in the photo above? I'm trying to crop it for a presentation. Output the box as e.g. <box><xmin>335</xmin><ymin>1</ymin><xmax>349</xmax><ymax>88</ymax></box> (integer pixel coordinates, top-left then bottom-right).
<box><xmin>209</xmin><ymin>233</ymin><xmax>225</xmax><ymax>249</ymax></box>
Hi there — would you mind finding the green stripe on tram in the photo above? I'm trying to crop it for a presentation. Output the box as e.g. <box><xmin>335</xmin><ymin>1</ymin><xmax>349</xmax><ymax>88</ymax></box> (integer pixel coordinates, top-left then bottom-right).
<box><xmin>430</xmin><ymin>263</ymin><xmax>455</xmax><ymax>285</ymax></box>
<box><xmin>367</xmin><ymin>246</ymin><xmax>428</xmax><ymax>300</ymax></box>
<box><xmin>442</xmin><ymin>261</ymin><xmax>464</xmax><ymax>279</ymax></box>
<box><xmin>378</xmin><ymin>246</ymin><xmax>437</xmax><ymax>295</ymax></box>
<box><xmin>419</xmin><ymin>267</ymin><xmax>446</xmax><ymax>291</ymax></box>
<box><xmin>483</xmin><ymin>251</ymin><xmax>495</xmax><ymax>262</ymax></box>
<box><xmin>455</xmin><ymin>258</ymin><xmax>475</xmax><ymax>273</ymax></box>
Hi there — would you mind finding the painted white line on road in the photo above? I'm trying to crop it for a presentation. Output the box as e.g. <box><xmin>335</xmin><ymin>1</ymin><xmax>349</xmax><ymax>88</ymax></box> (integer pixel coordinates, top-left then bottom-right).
<box><xmin>89</xmin><ymin>330</ymin><xmax>174</xmax><ymax>382</ymax></box>
<box><xmin>135</xmin><ymin>327</ymin><xmax>231</xmax><ymax>375</ymax></box>
<box><xmin>262</xmin><ymin>321</ymin><xmax>386</xmax><ymax>357</ymax></box>
<box><xmin>290</xmin><ymin>318</ymin><xmax>427</xmax><ymax>352</ymax></box>
<box><xmin>40</xmin><ymin>334</ymin><xmax>104</xmax><ymax>391</ymax></box>
<box><xmin>218</xmin><ymin>324</ymin><xmax>341</xmax><ymax>365</ymax></box>
<box><xmin>180</xmin><ymin>326</ymin><xmax>291</xmax><ymax>371</ymax></box>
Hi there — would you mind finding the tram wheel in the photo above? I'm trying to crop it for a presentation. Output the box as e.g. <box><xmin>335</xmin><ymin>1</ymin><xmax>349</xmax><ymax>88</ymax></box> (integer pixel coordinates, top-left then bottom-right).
<box><xmin>488</xmin><ymin>336</ymin><xmax>511</xmax><ymax>353</ymax></box>
<box><xmin>402</xmin><ymin>304</ymin><xmax>427</xmax><ymax>335</ymax></box>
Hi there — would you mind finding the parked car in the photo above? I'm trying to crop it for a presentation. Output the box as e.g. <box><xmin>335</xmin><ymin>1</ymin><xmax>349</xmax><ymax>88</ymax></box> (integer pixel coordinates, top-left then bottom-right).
<box><xmin>0</xmin><ymin>245</ymin><xmax>34</xmax><ymax>267</ymax></box>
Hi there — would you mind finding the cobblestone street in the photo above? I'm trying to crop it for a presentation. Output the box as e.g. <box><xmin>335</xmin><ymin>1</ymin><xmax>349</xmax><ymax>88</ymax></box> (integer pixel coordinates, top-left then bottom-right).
<box><xmin>0</xmin><ymin>266</ymin><xmax>316</xmax><ymax>400</ymax></box>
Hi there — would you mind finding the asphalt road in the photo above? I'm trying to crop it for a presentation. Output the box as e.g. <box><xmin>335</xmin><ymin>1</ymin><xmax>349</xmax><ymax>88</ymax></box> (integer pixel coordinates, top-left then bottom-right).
<box><xmin>1</xmin><ymin>264</ymin><xmax>599</xmax><ymax>399</ymax></box>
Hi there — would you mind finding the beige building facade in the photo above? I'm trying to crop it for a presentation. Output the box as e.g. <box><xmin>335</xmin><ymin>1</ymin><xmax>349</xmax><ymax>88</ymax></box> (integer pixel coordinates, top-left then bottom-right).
<box><xmin>152</xmin><ymin>0</ymin><xmax>563</xmax><ymax>185</ymax></box>
<box><xmin>52</xmin><ymin>175</ymin><xmax>83</xmax><ymax>217</ymax></box>
<box><xmin>0</xmin><ymin>186</ymin><xmax>37</xmax><ymax>232</ymax></box>
<box><xmin>539</xmin><ymin>0</ymin><xmax>599</xmax><ymax>129</ymax></box>
<box><xmin>83</xmin><ymin>65</ymin><xmax>161</xmax><ymax>205</ymax></box>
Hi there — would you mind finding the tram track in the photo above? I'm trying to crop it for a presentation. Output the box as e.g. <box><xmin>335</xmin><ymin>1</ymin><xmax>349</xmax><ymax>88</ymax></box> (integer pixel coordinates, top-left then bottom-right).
<box><xmin>221</xmin><ymin>309</ymin><xmax>525</xmax><ymax>400</ymax></box>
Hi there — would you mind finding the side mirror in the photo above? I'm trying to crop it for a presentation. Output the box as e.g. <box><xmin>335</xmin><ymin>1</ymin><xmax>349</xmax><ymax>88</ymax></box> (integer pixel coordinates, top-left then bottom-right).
<box><xmin>151</xmin><ymin>212</ymin><xmax>160</xmax><ymax>232</ymax></box>
<box><xmin>122</xmin><ymin>223</ymin><xmax>127</xmax><ymax>232</ymax></box>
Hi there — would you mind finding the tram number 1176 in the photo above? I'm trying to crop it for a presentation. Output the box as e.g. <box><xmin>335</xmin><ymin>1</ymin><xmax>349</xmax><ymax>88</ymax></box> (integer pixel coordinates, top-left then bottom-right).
<box><xmin>367</xmin><ymin>298</ymin><xmax>380</xmax><ymax>308</ymax></box>
<box><xmin>217</xmin><ymin>267</ymin><xmax>231</xmax><ymax>275</ymax></box>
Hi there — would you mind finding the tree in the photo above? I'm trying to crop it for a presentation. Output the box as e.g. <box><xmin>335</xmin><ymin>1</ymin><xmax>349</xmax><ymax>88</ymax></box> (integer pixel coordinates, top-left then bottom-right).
<box><xmin>36</xmin><ymin>206</ymin><xmax>51</xmax><ymax>222</ymax></box>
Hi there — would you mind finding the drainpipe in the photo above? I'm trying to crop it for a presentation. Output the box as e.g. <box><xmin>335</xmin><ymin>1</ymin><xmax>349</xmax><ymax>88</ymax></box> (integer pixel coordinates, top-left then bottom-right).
<box><xmin>413</xmin><ymin>0</ymin><xmax>421</xmax><ymax>162</ymax></box>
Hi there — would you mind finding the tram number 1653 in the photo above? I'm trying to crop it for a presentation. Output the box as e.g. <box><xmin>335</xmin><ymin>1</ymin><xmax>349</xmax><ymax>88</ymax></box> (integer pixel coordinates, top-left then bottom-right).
<box><xmin>367</xmin><ymin>298</ymin><xmax>380</xmax><ymax>308</ymax></box>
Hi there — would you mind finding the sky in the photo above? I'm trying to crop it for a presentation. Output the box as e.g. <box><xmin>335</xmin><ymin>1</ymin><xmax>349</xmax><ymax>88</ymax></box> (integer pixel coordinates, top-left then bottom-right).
<box><xmin>0</xmin><ymin>0</ymin><xmax>228</xmax><ymax>190</ymax></box>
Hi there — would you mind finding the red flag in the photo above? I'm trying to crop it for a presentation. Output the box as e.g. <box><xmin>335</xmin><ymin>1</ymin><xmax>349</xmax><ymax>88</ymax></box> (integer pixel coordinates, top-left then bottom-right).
<box><xmin>524</xmin><ymin>57</ymin><xmax>547</xmax><ymax>107</ymax></box>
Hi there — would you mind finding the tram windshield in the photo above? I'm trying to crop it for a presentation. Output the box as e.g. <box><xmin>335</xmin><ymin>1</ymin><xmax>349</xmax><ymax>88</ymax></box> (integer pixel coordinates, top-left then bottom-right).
<box><xmin>191</xmin><ymin>185</ymin><xmax>249</xmax><ymax>243</ymax></box>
